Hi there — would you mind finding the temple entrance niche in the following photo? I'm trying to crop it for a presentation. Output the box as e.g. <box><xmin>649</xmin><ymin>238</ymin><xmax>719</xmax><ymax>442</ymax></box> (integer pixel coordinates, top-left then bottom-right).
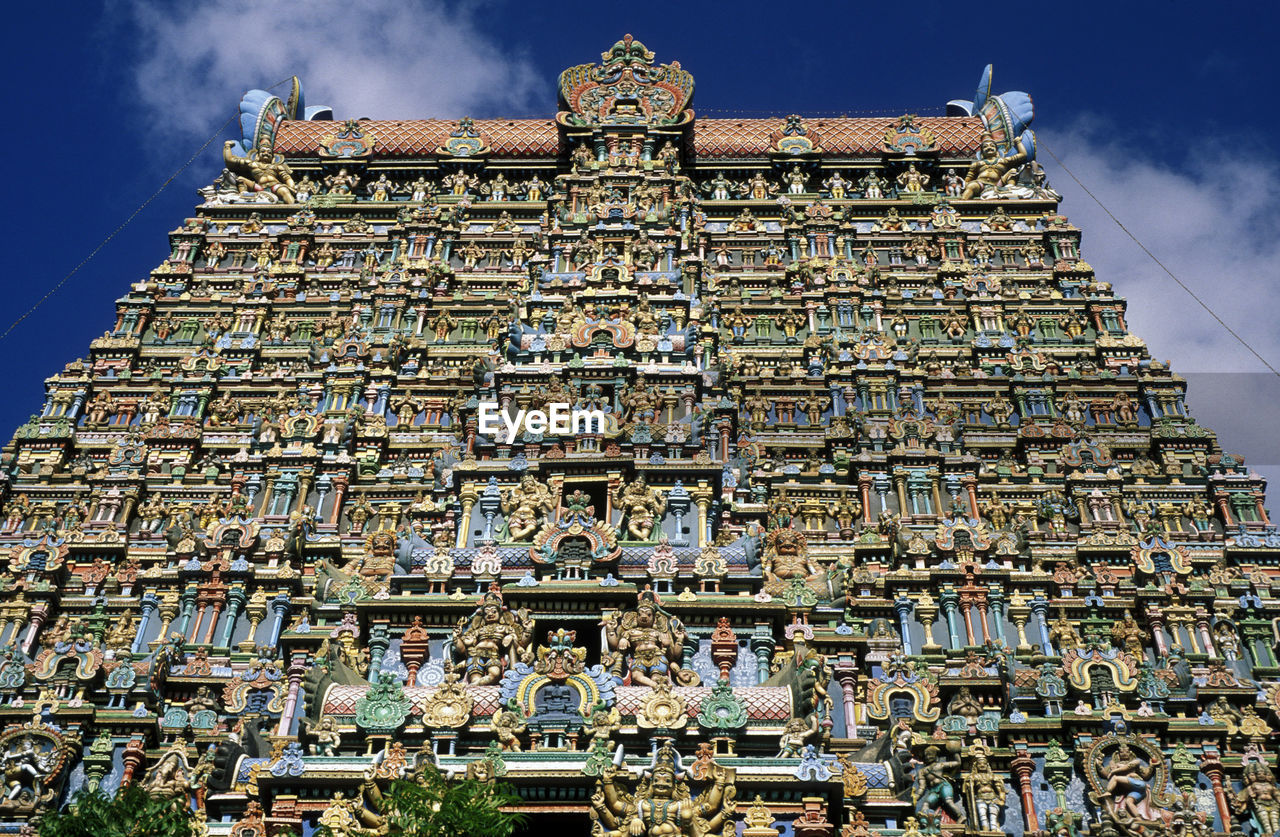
<box><xmin>527</xmin><ymin>476</ymin><xmax>623</xmax><ymax>581</ymax></box>
<box><xmin>533</xmin><ymin>617</ymin><xmax>603</xmax><ymax>666</ymax></box>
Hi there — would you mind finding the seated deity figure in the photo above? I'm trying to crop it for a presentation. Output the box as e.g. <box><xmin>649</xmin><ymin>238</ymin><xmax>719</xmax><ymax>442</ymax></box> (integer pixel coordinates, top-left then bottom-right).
<box><xmin>761</xmin><ymin>527</ymin><xmax>819</xmax><ymax>583</ymax></box>
<box><xmin>222</xmin><ymin>137</ymin><xmax>298</xmax><ymax>204</ymax></box>
<box><xmin>603</xmin><ymin>591</ymin><xmax>699</xmax><ymax>687</ymax></box>
<box><xmin>313</xmin><ymin>531</ymin><xmax>398</xmax><ymax>600</ymax></box>
<box><xmin>962</xmin><ymin>132</ymin><xmax>1029</xmax><ymax>199</ymax></box>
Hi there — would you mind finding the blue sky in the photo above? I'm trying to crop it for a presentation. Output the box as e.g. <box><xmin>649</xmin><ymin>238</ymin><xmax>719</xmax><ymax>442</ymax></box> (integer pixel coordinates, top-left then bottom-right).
<box><xmin>3</xmin><ymin>0</ymin><xmax>1280</xmax><ymax>487</ymax></box>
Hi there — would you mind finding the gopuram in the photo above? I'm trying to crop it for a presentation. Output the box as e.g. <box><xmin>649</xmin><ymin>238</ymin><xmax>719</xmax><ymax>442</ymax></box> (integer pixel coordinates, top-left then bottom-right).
<box><xmin>0</xmin><ymin>35</ymin><xmax>1272</xmax><ymax>837</ymax></box>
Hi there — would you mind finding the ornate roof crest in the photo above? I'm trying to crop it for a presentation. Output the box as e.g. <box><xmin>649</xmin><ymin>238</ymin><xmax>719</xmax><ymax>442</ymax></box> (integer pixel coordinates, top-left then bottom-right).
<box><xmin>439</xmin><ymin>117</ymin><xmax>489</xmax><ymax>158</ymax></box>
<box><xmin>770</xmin><ymin>115</ymin><xmax>822</xmax><ymax>155</ymax></box>
<box><xmin>557</xmin><ymin>35</ymin><xmax>694</xmax><ymax>127</ymax></box>
<box><xmin>319</xmin><ymin>119</ymin><xmax>376</xmax><ymax>159</ymax></box>
<box><xmin>882</xmin><ymin>113</ymin><xmax>937</xmax><ymax>155</ymax></box>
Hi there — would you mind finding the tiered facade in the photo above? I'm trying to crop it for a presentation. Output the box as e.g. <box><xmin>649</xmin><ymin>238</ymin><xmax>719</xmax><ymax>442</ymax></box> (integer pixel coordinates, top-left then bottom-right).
<box><xmin>0</xmin><ymin>37</ymin><xmax>1274</xmax><ymax>837</ymax></box>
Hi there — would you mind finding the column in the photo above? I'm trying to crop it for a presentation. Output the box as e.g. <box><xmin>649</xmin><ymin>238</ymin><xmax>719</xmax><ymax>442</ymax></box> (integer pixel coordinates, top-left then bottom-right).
<box><xmin>132</xmin><ymin>593</ymin><xmax>159</xmax><ymax>654</ymax></box>
<box><xmin>751</xmin><ymin>630</ymin><xmax>773</xmax><ymax>684</ymax></box>
<box><xmin>894</xmin><ymin>598</ymin><xmax>915</xmax><ymax>656</ymax></box>
<box><xmin>266</xmin><ymin>594</ymin><xmax>291</xmax><ymax>649</ymax></box>
<box><xmin>1199</xmin><ymin>755</ymin><xmax>1232</xmax><ymax>832</ymax></box>
<box><xmin>988</xmin><ymin>588</ymin><xmax>1007</xmax><ymax>645</ymax></box>
<box><xmin>217</xmin><ymin>587</ymin><xmax>246</xmax><ymax>649</ymax></box>
<box><xmin>939</xmin><ymin>588</ymin><xmax>961</xmax><ymax>650</ymax></box>
<box><xmin>277</xmin><ymin>654</ymin><xmax>308</xmax><ymax>737</ymax></box>
<box><xmin>834</xmin><ymin>664</ymin><xmax>858</xmax><ymax>734</ymax></box>
<box><xmin>1011</xmin><ymin>750</ymin><xmax>1038</xmax><ymax>831</ymax></box>
<box><xmin>1030</xmin><ymin>597</ymin><xmax>1052</xmax><ymax>653</ymax></box>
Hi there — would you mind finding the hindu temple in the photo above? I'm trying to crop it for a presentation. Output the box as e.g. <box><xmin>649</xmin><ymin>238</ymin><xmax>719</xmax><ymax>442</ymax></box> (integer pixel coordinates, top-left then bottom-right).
<box><xmin>0</xmin><ymin>35</ymin><xmax>1272</xmax><ymax>837</ymax></box>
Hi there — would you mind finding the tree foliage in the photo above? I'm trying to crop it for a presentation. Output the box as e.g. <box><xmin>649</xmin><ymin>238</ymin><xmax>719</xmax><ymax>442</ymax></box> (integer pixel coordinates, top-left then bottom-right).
<box><xmin>318</xmin><ymin>765</ymin><xmax>527</xmax><ymax>837</ymax></box>
<box><xmin>384</xmin><ymin>770</ymin><xmax>526</xmax><ymax>837</ymax></box>
<box><xmin>36</xmin><ymin>785</ymin><xmax>197</xmax><ymax>837</ymax></box>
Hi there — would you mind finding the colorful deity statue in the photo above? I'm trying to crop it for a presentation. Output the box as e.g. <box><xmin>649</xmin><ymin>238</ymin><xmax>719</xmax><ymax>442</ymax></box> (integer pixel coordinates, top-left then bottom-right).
<box><xmin>223</xmin><ymin>138</ymin><xmax>298</xmax><ymax>203</ymax></box>
<box><xmin>1085</xmin><ymin>736</ymin><xmax>1188</xmax><ymax>837</ymax></box>
<box><xmin>961</xmin><ymin>132</ymin><xmax>1029</xmax><ymax>199</ymax></box>
<box><xmin>613</xmin><ymin>474</ymin><xmax>667</xmax><ymax>541</ymax></box>
<box><xmin>962</xmin><ymin>747</ymin><xmax>1006</xmax><ymax>831</ymax></box>
<box><xmin>603</xmin><ymin>591</ymin><xmax>698</xmax><ymax>687</ymax></box>
<box><xmin>761</xmin><ymin>527</ymin><xmax>818</xmax><ymax>583</ymax></box>
<box><xmin>450</xmin><ymin>589</ymin><xmax>534</xmax><ymax>685</ymax></box>
<box><xmin>591</xmin><ymin>743</ymin><xmax>736</xmax><ymax>837</ymax></box>
<box><xmin>914</xmin><ymin>744</ymin><xmax>966</xmax><ymax>823</ymax></box>
<box><xmin>501</xmin><ymin>474</ymin><xmax>559</xmax><ymax>542</ymax></box>
<box><xmin>1235</xmin><ymin>760</ymin><xmax>1280</xmax><ymax>836</ymax></box>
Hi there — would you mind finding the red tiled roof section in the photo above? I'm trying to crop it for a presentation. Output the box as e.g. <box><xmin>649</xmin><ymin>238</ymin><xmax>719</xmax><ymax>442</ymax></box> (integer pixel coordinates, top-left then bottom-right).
<box><xmin>275</xmin><ymin>116</ymin><xmax>986</xmax><ymax>159</ymax></box>
<box><xmin>275</xmin><ymin>119</ymin><xmax>560</xmax><ymax>158</ymax></box>
<box><xmin>693</xmin><ymin>116</ymin><xmax>986</xmax><ymax>158</ymax></box>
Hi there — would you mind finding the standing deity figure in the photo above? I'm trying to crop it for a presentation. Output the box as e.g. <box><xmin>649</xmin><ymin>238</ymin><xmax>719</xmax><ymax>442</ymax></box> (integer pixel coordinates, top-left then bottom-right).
<box><xmin>501</xmin><ymin>474</ymin><xmax>558</xmax><ymax>542</ymax></box>
<box><xmin>963</xmin><ymin>750</ymin><xmax>1006</xmax><ymax>831</ymax></box>
<box><xmin>602</xmin><ymin>591</ymin><xmax>698</xmax><ymax>687</ymax></box>
<box><xmin>613</xmin><ymin>475</ymin><xmax>667</xmax><ymax>541</ymax></box>
<box><xmin>1235</xmin><ymin>761</ymin><xmax>1280</xmax><ymax>836</ymax></box>
<box><xmin>823</xmin><ymin>171</ymin><xmax>851</xmax><ymax>200</ymax></box>
<box><xmin>1110</xmin><ymin>611</ymin><xmax>1149</xmax><ymax>660</ymax></box>
<box><xmin>961</xmin><ymin>132</ymin><xmax>1029</xmax><ymax>199</ymax></box>
<box><xmin>450</xmin><ymin>589</ymin><xmax>533</xmax><ymax>685</ymax></box>
<box><xmin>1048</xmin><ymin>608</ymin><xmax>1082</xmax><ymax>652</ymax></box>
<box><xmin>942</xmin><ymin>168</ymin><xmax>964</xmax><ymax>197</ymax></box>
<box><xmin>591</xmin><ymin>743</ymin><xmax>735</xmax><ymax>837</ymax></box>
<box><xmin>859</xmin><ymin>171</ymin><xmax>887</xmax><ymax>199</ymax></box>
<box><xmin>914</xmin><ymin>745</ymin><xmax>966</xmax><ymax>823</ymax></box>
<box><xmin>222</xmin><ymin>138</ymin><xmax>298</xmax><ymax>204</ymax></box>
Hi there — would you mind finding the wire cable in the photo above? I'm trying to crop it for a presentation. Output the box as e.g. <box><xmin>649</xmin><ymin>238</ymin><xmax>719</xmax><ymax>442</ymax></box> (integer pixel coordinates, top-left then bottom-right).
<box><xmin>0</xmin><ymin>77</ymin><xmax>296</xmax><ymax>344</ymax></box>
<box><xmin>1041</xmin><ymin>141</ymin><xmax>1280</xmax><ymax>379</ymax></box>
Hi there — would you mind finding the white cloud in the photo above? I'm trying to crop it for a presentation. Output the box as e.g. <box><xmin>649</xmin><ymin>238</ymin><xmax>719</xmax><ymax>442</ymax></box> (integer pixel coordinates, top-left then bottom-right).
<box><xmin>129</xmin><ymin>0</ymin><xmax>541</xmax><ymax>137</ymax></box>
<box><xmin>1040</xmin><ymin>122</ymin><xmax>1280</xmax><ymax>483</ymax></box>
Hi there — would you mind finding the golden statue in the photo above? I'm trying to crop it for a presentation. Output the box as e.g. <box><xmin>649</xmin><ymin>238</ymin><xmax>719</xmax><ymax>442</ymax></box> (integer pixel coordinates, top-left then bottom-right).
<box><xmin>420</xmin><ymin>671</ymin><xmax>473</xmax><ymax>728</ymax></box>
<box><xmin>222</xmin><ymin>138</ymin><xmax>298</xmax><ymax>204</ymax></box>
<box><xmin>591</xmin><ymin>743</ymin><xmax>736</xmax><ymax>837</ymax></box>
<box><xmin>961</xmin><ymin>132</ymin><xmax>1028</xmax><ymax>200</ymax></box>
<box><xmin>501</xmin><ymin>474</ymin><xmax>558</xmax><ymax>542</ymax></box>
<box><xmin>142</xmin><ymin>742</ymin><xmax>195</xmax><ymax>813</ymax></box>
<box><xmin>636</xmin><ymin>673</ymin><xmax>688</xmax><ymax>731</ymax></box>
<box><xmin>614</xmin><ymin>474</ymin><xmax>667</xmax><ymax>541</ymax></box>
<box><xmin>1048</xmin><ymin>607</ymin><xmax>1082</xmax><ymax>652</ymax></box>
<box><xmin>742</xmin><ymin>796</ymin><xmax>779</xmax><ymax>837</ymax></box>
<box><xmin>317</xmin><ymin>784</ymin><xmax>386</xmax><ymax>837</ymax></box>
<box><xmin>1110</xmin><ymin>611</ymin><xmax>1149</xmax><ymax>659</ymax></box>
